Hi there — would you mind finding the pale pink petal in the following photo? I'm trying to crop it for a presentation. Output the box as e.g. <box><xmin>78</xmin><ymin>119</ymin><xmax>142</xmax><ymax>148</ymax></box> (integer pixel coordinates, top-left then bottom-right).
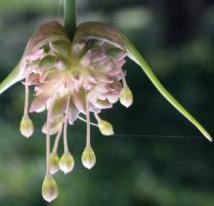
<box><xmin>106</xmin><ymin>93</ymin><xmax>120</xmax><ymax>104</ymax></box>
<box><xmin>30</xmin><ymin>49</ymin><xmax>45</xmax><ymax>61</ymax></box>
<box><xmin>91</xmin><ymin>52</ymin><xmax>107</xmax><ymax>65</ymax></box>
<box><xmin>80</xmin><ymin>50</ymin><xmax>92</xmax><ymax>68</ymax></box>
<box><xmin>42</xmin><ymin>116</ymin><xmax>63</xmax><ymax>135</ymax></box>
<box><xmin>29</xmin><ymin>95</ymin><xmax>49</xmax><ymax>113</ymax></box>
<box><xmin>72</xmin><ymin>89</ymin><xmax>86</xmax><ymax>113</ymax></box>
<box><xmin>93</xmin><ymin>99</ymin><xmax>112</xmax><ymax>109</ymax></box>
<box><xmin>68</xmin><ymin>100</ymin><xmax>80</xmax><ymax>125</ymax></box>
<box><xmin>52</xmin><ymin>96</ymin><xmax>67</xmax><ymax>118</ymax></box>
<box><xmin>92</xmin><ymin>71</ymin><xmax>112</xmax><ymax>83</ymax></box>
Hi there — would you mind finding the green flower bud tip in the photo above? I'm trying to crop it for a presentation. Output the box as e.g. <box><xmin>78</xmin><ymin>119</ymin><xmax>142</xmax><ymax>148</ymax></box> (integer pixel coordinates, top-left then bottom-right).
<box><xmin>97</xmin><ymin>119</ymin><xmax>114</xmax><ymax>136</ymax></box>
<box><xmin>42</xmin><ymin>175</ymin><xmax>58</xmax><ymax>203</ymax></box>
<box><xmin>59</xmin><ymin>152</ymin><xmax>75</xmax><ymax>174</ymax></box>
<box><xmin>49</xmin><ymin>153</ymin><xmax>60</xmax><ymax>175</ymax></box>
<box><xmin>20</xmin><ymin>116</ymin><xmax>34</xmax><ymax>138</ymax></box>
<box><xmin>119</xmin><ymin>86</ymin><xmax>133</xmax><ymax>108</ymax></box>
<box><xmin>81</xmin><ymin>146</ymin><xmax>96</xmax><ymax>170</ymax></box>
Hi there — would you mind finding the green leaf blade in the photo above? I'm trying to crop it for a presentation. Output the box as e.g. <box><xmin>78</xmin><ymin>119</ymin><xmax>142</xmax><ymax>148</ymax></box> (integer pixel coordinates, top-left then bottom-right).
<box><xmin>123</xmin><ymin>35</ymin><xmax>212</xmax><ymax>142</ymax></box>
<box><xmin>0</xmin><ymin>63</ymin><xmax>22</xmax><ymax>95</ymax></box>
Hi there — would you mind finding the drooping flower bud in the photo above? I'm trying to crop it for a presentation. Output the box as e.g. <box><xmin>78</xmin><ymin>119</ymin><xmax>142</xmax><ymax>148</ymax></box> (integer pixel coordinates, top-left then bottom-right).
<box><xmin>59</xmin><ymin>152</ymin><xmax>75</xmax><ymax>174</ymax></box>
<box><xmin>119</xmin><ymin>85</ymin><xmax>133</xmax><ymax>108</ymax></box>
<box><xmin>81</xmin><ymin>146</ymin><xmax>96</xmax><ymax>170</ymax></box>
<box><xmin>20</xmin><ymin>116</ymin><xmax>34</xmax><ymax>138</ymax></box>
<box><xmin>96</xmin><ymin>116</ymin><xmax>114</xmax><ymax>136</ymax></box>
<box><xmin>42</xmin><ymin>175</ymin><xmax>58</xmax><ymax>202</ymax></box>
<box><xmin>49</xmin><ymin>152</ymin><xmax>60</xmax><ymax>175</ymax></box>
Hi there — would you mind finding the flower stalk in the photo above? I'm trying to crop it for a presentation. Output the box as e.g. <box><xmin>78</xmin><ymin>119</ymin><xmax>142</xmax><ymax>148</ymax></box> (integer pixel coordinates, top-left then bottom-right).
<box><xmin>59</xmin><ymin>95</ymin><xmax>75</xmax><ymax>174</ymax></box>
<box><xmin>46</xmin><ymin>98</ymin><xmax>55</xmax><ymax>176</ymax></box>
<box><xmin>85</xmin><ymin>99</ymin><xmax>91</xmax><ymax>146</ymax></box>
<box><xmin>23</xmin><ymin>75</ymin><xmax>30</xmax><ymax>117</ymax></box>
<box><xmin>81</xmin><ymin>98</ymin><xmax>96</xmax><ymax>170</ymax></box>
<box><xmin>52</xmin><ymin>125</ymin><xmax>63</xmax><ymax>154</ymax></box>
<box><xmin>20</xmin><ymin>75</ymin><xmax>34</xmax><ymax>138</ymax></box>
<box><xmin>63</xmin><ymin>95</ymin><xmax>71</xmax><ymax>153</ymax></box>
<box><xmin>64</xmin><ymin>0</ymin><xmax>76</xmax><ymax>40</ymax></box>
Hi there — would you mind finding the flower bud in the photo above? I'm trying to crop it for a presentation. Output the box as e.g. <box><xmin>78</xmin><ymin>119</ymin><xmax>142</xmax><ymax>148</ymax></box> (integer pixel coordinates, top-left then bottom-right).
<box><xmin>42</xmin><ymin>175</ymin><xmax>58</xmax><ymax>202</ymax></box>
<box><xmin>59</xmin><ymin>152</ymin><xmax>75</xmax><ymax>174</ymax></box>
<box><xmin>97</xmin><ymin>118</ymin><xmax>114</xmax><ymax>136</ymax></box>
<box><xmin>119</xmin><ymin>86</ymin><xmax>133</xmax><ymax>108</ymax></box>
<box><xmin>20</xmin><ymin>116</ymin><xmax>34</xmax><ymax>138</ymax></box>
<box><xmin>49</xmin><ymin>153</ymin><xmax>60</xmax><ymax>175</ymax></box>
<box><xmin>81</xmin><ymin>146</ymin><xmax>96</xmax><ymax>169</ymax></box>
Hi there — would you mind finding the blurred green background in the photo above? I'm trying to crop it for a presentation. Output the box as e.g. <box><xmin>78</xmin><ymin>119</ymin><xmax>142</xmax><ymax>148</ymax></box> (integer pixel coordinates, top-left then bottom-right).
<box><xmin>0</xmin><ymin>0</ymin><xmax>214</xmax><ymax>205</ymax></box>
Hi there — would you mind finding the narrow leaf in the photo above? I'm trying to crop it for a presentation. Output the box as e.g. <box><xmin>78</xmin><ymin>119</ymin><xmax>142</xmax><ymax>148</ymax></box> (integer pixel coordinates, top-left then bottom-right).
<box><xmin>122</xmin><ymin>35</ymin><xmax>212</xmax><ymax>142</ymax></box>
<box><xmin>0</xmin><ymin>62</ymin><xmax>23</xmax><ymax>94</ymax></box>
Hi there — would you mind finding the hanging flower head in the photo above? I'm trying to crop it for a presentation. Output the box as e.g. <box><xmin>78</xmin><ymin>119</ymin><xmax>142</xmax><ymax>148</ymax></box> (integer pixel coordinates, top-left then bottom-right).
<box><xmin>0</xmin><ymin>20</ymin><xmax>212</xmax><ymax>202</ymax></box>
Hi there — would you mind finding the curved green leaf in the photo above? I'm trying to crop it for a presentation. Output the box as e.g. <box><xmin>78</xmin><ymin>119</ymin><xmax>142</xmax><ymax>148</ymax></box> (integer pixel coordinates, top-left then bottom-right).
<box><xmin>0</xmin><ymin>63</ymin><xmax>22</xmax><ymax>94</ymax></box>
<box><xmin>122</xmin><ymin>35</ymin><xmax>212</xmax><ymax>142</ymax></box>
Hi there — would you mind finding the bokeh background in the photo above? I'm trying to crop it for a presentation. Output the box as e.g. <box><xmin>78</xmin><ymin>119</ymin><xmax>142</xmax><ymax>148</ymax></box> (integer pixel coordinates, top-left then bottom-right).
<box><xmin>0</xmin><ymin>0</ymin><xmax>214</xmax><ymax>205</ymax></box>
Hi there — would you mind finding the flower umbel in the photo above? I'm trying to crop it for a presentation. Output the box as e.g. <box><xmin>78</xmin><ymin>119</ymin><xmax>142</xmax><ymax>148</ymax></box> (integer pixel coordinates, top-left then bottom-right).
<box><xmin>0</xmin><ymin>20</ymin><xmax>212</xmax><ymax>202</ymax></box>
<box><xmin>6</xmin><ymin>21</ymin><xmax>127</xmax><ymax>202</ymax></box>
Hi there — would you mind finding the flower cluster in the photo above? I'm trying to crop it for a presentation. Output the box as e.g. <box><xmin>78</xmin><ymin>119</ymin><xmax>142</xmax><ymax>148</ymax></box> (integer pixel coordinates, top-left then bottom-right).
<box><xmin>0</xmin><ymin>19</ymin><xmax>211</xmax><ymax>203</ymax></box>
<box><xmin>10</xmin><ymin>21</ymin><xmax>133</xmax><ymax>202</ymax></box>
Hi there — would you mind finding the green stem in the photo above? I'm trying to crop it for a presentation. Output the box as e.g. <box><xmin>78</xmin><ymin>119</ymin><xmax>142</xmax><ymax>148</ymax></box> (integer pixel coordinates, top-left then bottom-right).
<box><xmin>0</xmin><ymin>62</ymin><xmax>22</xmax><ymax>95</ymax></box>
<box><xmin>123</xmin><ymin>35</ymin><xmax>212</xmax><ymax>142</ymax></box>
<box><xmin>64</xmin><ymin>0</ymin><xmax>76</xmax><ymax>40</ymax></box>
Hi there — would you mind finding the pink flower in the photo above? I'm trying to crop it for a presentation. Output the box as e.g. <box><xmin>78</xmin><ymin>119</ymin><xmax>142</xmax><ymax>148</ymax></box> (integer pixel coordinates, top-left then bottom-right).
<box><xmin>0</xmin><ymin>20</ymin><xmax>211</xmax><ymax>203</ymax></box>
<box><xmin>3</xmin><ymin>21</ymin><xmax>133</xmax><ymax>188</ymax></box>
